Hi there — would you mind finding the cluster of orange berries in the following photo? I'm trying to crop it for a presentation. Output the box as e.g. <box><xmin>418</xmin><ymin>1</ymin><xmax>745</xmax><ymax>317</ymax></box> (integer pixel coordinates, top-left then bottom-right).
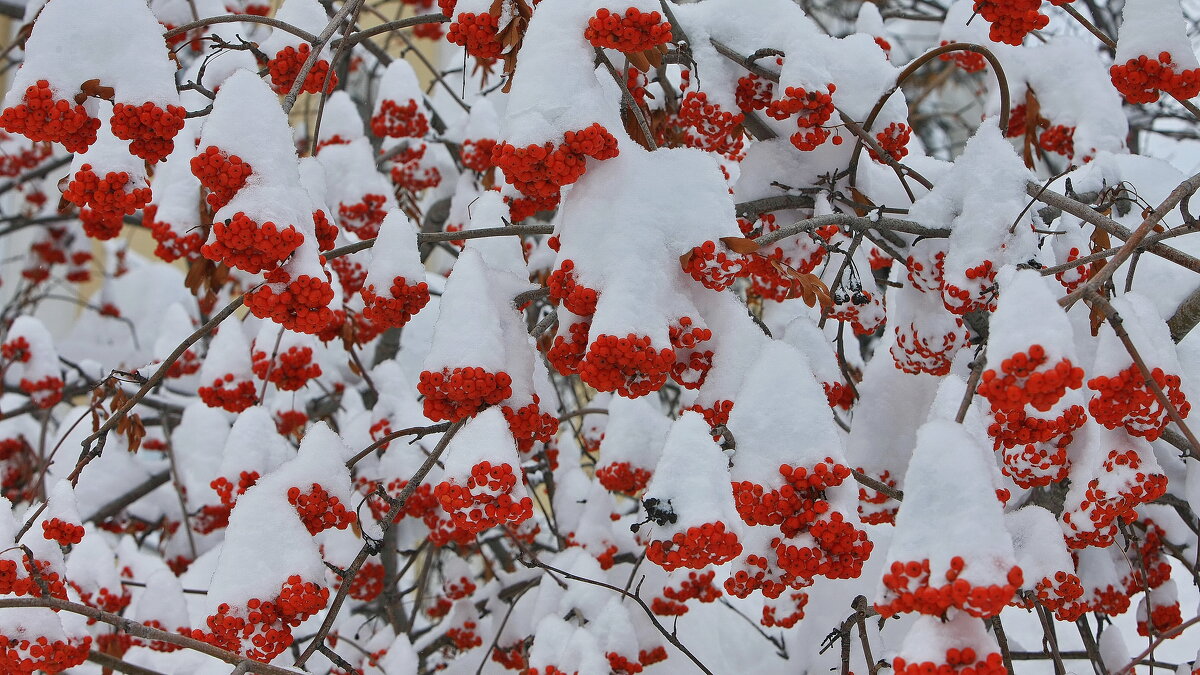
<box><xmin>761</xmin><ymin>592</ymin><xmax>809</xmax><ymax>628</ymax></box>
<box><xmin>579</xmin><ymin>334</ymin><xmax>676</xmax><ymax>397</ymax></box>
<box><xmin>906</xmin><ymin>245</ymin><xmax>946</xmax><ymax>293</ymax></box>
<box><xmin>40</xmin><ymin>517</ymin><xmax>84</xmax><ymax>546</ymax></box>
<box><xmin>996</xmin><ymin>426</ymin><xmax>1073</xmax><ymax>488</ymax></box>
<box><xmin>387</xmin><ymin>143</ymin><xmax>442</xmax><ymax>192</ymax></box>
<box><xmin>492</xmin><ymin>123</ymin><xmax>620</xmax><ymax>200</ymax></box>
<box><xmin>766</xmin><ymin>84</ymin><xmax>836</xmax><ymax>152</ymax></box>
<box><xmin>974</xmin><ymin>0</ymin><xmax>1051</xmax><ymax>46</ymax></box>
<box><xmin>314</xmin><ymin>210</ymin><xmax>338</xmax><ymax>251</ymax></box>
<box><xmin>0</xmin><ymin>80</ymin><xmax>99</xmax><ymax>153</ymax></box>
<box><xmin>1138</xmin><ymin>600</ymin><xmax>1183</xmax><ymax>637</ymax></box>
<box><xmin>61</xmin><ymin>164</ymin><xmax>151</xmax><ymax>240</ymax></box>
<box><xmin>361</xmin><ymin>477</ymin><xmax>437</xmax><ymax>523</ymax></box>
<box><xmin>1111</xmin><ymin>51</ymin><xmax>1200</xmax><ymax>104</ymax></box>
<box><xmin>371</xmin><ymin>99</ymin><xmax>430</xmax><ymax>139</ymax></box>
<box><xmin>251</xmin><ymin>345</ymin><xmax>321</xmax><ymax>391</ymax></box>
<box><xmin>131</xmin><ymin>619</ymin><xmax>185</xmax><ymax>652</ymax></box>
<box><xmin>646</xmin><ymin>521</ymin><xmax>741</xmax><ymax>571</ymax></box>
<box><xmin>943</xmin><ymin>259</ymin><xmax>995</xmax><ymax>313</ymax></box>
<box><xmin>876</xmin><ymin>556</ymin><xmax>1023</xmax><ymax>618</ymax></box>
<box><xmin>143</xmin><ymin>205</ymin><xmax>203</xmax><ymax>263</ymax></box>
<box><xmin>0</xmin><ymin>556</ymin><xmax>68</xmax><ymax>599</ymax></box>
<box><xmin>1088</xmin><ymin>365</ymin><xmax>1188</xmax><ymax>440</ymax></box>
<box><xmin>330</xmin><ymin>257</ymin><xmax>367</xmax><ymax>296</ymax></box>
<box><xmin>669</xmin><ymin>320</ymin><xmax>714</xmax><ymax>390</ymax></box>
<box><xmin>683</xmin><ymin>240</ymin><xmax>750</xmax><ymax>291</ymax></box>
<box><xmin>193</xmin><ymin>576</ymin><xmax>329</xmax><ymax>660</ymax></box>
<box><xmin>267</xmin><ymin>44</ymin><xmax>337</xmax><ymax>95</ymax></box>
<box><xmin>1064</xmin><ymin>450</ymin><xmax>1168</xmax><ymax>548</ymax></box>
<box><xmin>461</xmin><ymin>137</ymin><xmax>498</xmax><ymax>172</ymax></box>
<box><xmin>607</xmin><ymin>651</ymin><xmax>644</xmax><ymax>674</ymax></box>
<box><xmin>417</xmin><ymin>367</ymin><xmax>513</xmax><ymax>421</ymax></box>
<box><xmin>244</xmin><ymin>271</ymin><xmax>338</xmax><ymax>335</ymax></box>
<box><xmin>362</xmin><ymin>275</ymin><xmax>432</xmax><ymax>329</ymax></box>
<box><xmin>432</xmin><ymin>460</ymin><xmax>533</xmax><ymax>534</ymax></box>
<box><xmin>212</xmin><ymin>470</ymin><xmax>261</xmax><ymax>511</ymax></box>
<box><xmin>856</xmin><ymin>469</ymin><xmax>899</xmax><ymax>525</ymax></box>
<box><xmin>774</xmin><ymin>510</ymin><xmax>873</xmax><ymax>582</ymax></box>
<box><xmin>491</xmin><ymin>643</ymin><xmax>527</xmax><ymax>670</ymax></box>
<box><xmin>978</xmin><ymin>345</ymin><xmax>1085</xmax><ymax>414</ymax></box>
<box><xmin>446</xmin><ymin>621</ymin><xmax>483</xmax><ymax>650</ymax></box>
<box><xmin>1</xmin><ymin>336</ymin><xmax>29</xmax><ymax>363</ymax></box>
<box><xmin>584</xmin><ymin>7</ymin><xmax>671</xmax><ymax>53</ymax></box>
<box><xmin>735</xmin><ymin>72</ymin><xmax>775</xmax><ymax>113</ymax></box>
<box><xmin>501</xmin><ymin>399</ymin><xmax>558</xmax><ymax>451</ymax></box>
<box><xmin>939</xmin><ymin>40</ymin><xmax>987</xmax><ymax>72</ymax></box>
<box><xmin>110</xmin><ymin>102</ymin><xmax>186</xmax><ymax>162</ymax></box>
<box><xmin>288</xmin><ymin>484</ymin><xmax>355</xmax><ymax>535</ymax></box>
<box><xmin>892</xmin><ymin>317</ymin><xmax>969</xmax><ymax>377</ymax></box>
<box><xmin>338</xmin><ymin>193</ymin><xmax>390</xmax><ymax>239</ymax></box>
<box><xmin>71</xmin><ymin>582</ymin><xmax>131</xmax><ymax>614</ymax></box>
<box><xmin>17</xmin><ymin>375</ymin><xmax>64</xmax><ymax>409</ymax></box>
<box><xmin>546</xmin><ymin>316</ymin><xmax>590</xmax><ymax>375</ymax></box>
<box><xmin>893</xmin><ymin>648</ymin><xmax>1007</xmax><ymax>675</ymax></box>
<box><xmin>1038</xmin><ymin>124</ymin><xmax>1075</xmax><ymax>158</ymax></box>
<box><xmin>595</xmin><ymin>461</ymin><xmax>652</xmax><ymax>495</ymax></box>
<box><xmin>1026</xmin><ymin>570</ymin><xmax>1085</xmax><ymax>620</ymax></box>
<box><xmin>547</xmin><ymin>260</ymin><xmax>599</xmax><ymax>315</ymax></box>
<box><xmin>203</xmin><ymin>212</ymin><xmax>304</xmax><ymax>274</ymax></box>
<box><xmin>24</xmin><ymin>227</ymin><xmax>85</xmax><ymax>284</ymax></box>
<box><xmin>446</xmin><ymin>12</ymin><xmax>503</xmax><ymax>61</ymax></box>
<box><xmin>867</xmin><ymin>122</ymin><xmax>911</xmax><ymax>162</ymax></box>
<box><xmin>661</xmin><ymin>570</ymin><xmax>721</xmax><ymax>612</ymax></box>
<box><xmin>190</xmin><ymin>146</ymin><xmax>253</xmax><ymax>210</ymax></box>
<box><xmin>673</xmin><ymin>89</ymin><xmax>746</xmax><ymax>159</ymax></box>
<box><xmin>0</xmin><ymin>134</ymin><xmax>50</xmax><ymax>177</ymax></box>
<box><xmin>732</xmin><ymin>461</ymin><xmax>850</xmax><ymax>533</ymax></box>
<box><xmin>198</xmin><ymin>373</ymin><xmax>258</xmax><ymax>413</ymax></box>
<box><xmin>1054</xmin><ymin>246</ymin><xmax>1089</xmax><ymax>293</ymax></box>
<box><xmin>0</xmin><ymin>633</ymin><xmax>91</xmax><ymax>675</ymax></box>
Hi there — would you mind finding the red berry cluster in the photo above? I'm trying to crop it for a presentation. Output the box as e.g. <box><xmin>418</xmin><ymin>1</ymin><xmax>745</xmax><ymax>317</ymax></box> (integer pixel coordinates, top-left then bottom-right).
<box><xmin>17</xmin><ymin>375</ymin><xmax>64</xmax><ymax>409</ymax></box>
<box><xmin>446</xmin><ymin>621</ymin><xmax>483</xmax><ymax>650</ymax></box>
<box><xmin>595</xmin><ymin>461</ymin><xmax>652</xmax><ymax>495</ymax></box>
<box><xmin>251</xmin><ymin>345</ymin><xmax>321</xmax><ymax>391</ymax></box>
<box><xmin>892</xmin><ymin>316</ymin><xmax>969</xmax><ymax>377</ymax></box>
<box><xmin>61</xmin><ymin>164</ymin><xmax>151</xmax><ymax>240</ymax></box>
<box><xmin>370</xmin><ymin>99</ymin><xmax>430</xmax><ymax>139</ymax></box>
<box><xmin>362</xmin><ymin>276</ymin><xmax>432</xmax><ymax>329</ymax></box>
<box><xmin>193</xmin><ymin>576</ymin><xmax>329</xmax><ymax>660</ymax></box>
<box><xmin>766</xmin><ymin>84</ymin><xmax>836</xmax><ymax>152</ymax></box>
<box><xmin>774</xmin><ymin>510</ymin><xmax>873</xmax><ymax>583</ymax></box>
<box><xmin>876</xmin><ymin>556</ymin><xmax>1023</xmax><ymax>618</ymax></box>
<box><xmin>190</xmin><ymin>146</ymin><xmax>253</xmax><ymax>210</ymax></box>
<box><xmin>978</xmin><ymin>345</ymin><xmax>1084</xmax><ymax>413</ymax></box>
<box><xmin>1038</xmin><ymin>124</ymin><xmax>1075</xmax><ymax>158</ymax></box>
<box><xmin>492</xmin><ymin>123</ymin><xmax>620</xmax><ymax>199</ymax></box>
<box><xmin>943</xmin><ymin>259</ymin><xmax>995</xmax><ymax>314</ymax></box>
<box><xmin>973</xmin><ymin>0</ymin><xmax>1049</xmax><ymax>46</ymax></box>
<box><xmin>584</xmin><ymin>7</ymin><xmax>671</xmax><ymax>53</ymax></box>
<box><xmin>338</xmin><ymin>193</ymin><xmax>390</xmax><ymax>239</ymax></box>
<box><xmin>143</xmin><ymin>205</ymin><xmax>203</xmax><ymax>263</ymax></box>
<box><xmin>1088</xmin><ymin>365</ymin><xmax>1188</xmax><ymax>440</ymax></box>
<box><xmin>267</xmin><ymin>44</ymin><xmax>338</xmax><ymax>95</ymax></box>
<box><xmin>244</xmin><ymin>271</ymin><xmax>338</xmax><ymax>335</ymax></box>
<box><xmin>386</xmin><ymin>143</ymin><xmax>442</xmax><ymax>192</ymax></box>
<box><xmin>417</xmin><ymin>367</ymin><xmax>513</xmax><ymax>421</ymax></box>
<box><xmin>578</xmin><ymin>334</ymin><xmax>676</xmax><ymax>397</ymax></box>
<box><xmin>547</xmin><ymin>260</ymin><xmax>599</xmax><ymax>315</ymax></box>
<box><xmin>110</xmin><ymin>102</ymin><xmax>187</xmax><ymax>162</ymax></box>
<box><xmin>685</xmin><ymin>400</ymin><xmax>733</xmax><ymax>430</ymax></box>
<box><xmin>735</xmin><ymin>73</ymin><xmax>775</xmax><ymax>113</ymax></box>
<box><xmin>893</xmin><ymin>648</ymin><xmax>1006</xmax><ymax>675</ymax></box>
<box><xmin>212</xmin><ymin>470</ymin><xmax>261</xmax><ymax>510</ymax></box>
<box><xmin>661</xmin><ymin>570</ymin><xmax>721</xmax><ymax>611</ymax></box>
<box><xmin>732</xmin><ymin>461</ymin><xmax>849</xmax><ymax>532</ymax></box>
<box><xmin>1025</xmin><ymin>570</ymin><xmax>1085</xmax><ymax>620</ymax></box>
<box><xmin>546</xmin><ymin>316</ymin><xmax>590</xmax><ymax>375</ymax></box>
<box><xmin>1138</xmin><ymin>600</ymin><xmax>1182</xmax><ymax>637</ymax></box>
<box><xmin>607</xmin><ymin>651</ymin><xmax>644</xmax><ymax>674</ymax></box>
<box><xmin>447</xmin><ymin>12</ymin><xmax>503</xmax><ymax>61</ymax></box>
<box><xmin>672</xmin><ymin>88</ymin><xmax>746</xmax><ymax>159</ymax></box>
<box><xmin>203</xmin><ymin>212</ymin><xmax>304</xmax><ymax>274</ymax></box>
<box><xmin>1110</xmin><ymin>51</ymin><xmax>1200</xmax><ymax>104</ymax></box>
<box><xmin>197</xmin><ymin>373</ymin><xmax>258</xmax><ymax>413</ymax></box>
<box><xmin>1064</xmin><ymin>448</ymin><xmax>1168</xmax><ymax>548</ymax></box>
<box><xmin>491</xmin><ymin>642</ymin><xmax>527</xmax><ymax>670</ymax></box>
<box><xmin>314</xmin><ymin>210</ymin><xmax>338</xmax><ymax>251</ymax></box>
<box><xmin>669</xmin><ymin>317</ymin><xmax>714</xmax><ymax>390</ymax></box>
<box><xmin>867</xmin><ymin>122</ymin><xmax>911</xmax><ymax>163</ymax></box>
<box><xmin>906</xmin><ymin>245</ymin><xmax>946</xmax><ymax>293</ymax></box>
<box><xmin>0</xmin><ymin>133</ymin><xmax>50</xmax><ymax>177</ymax></box>
<box><xmin>1</xmin><ymin>336</ymin><xmax>30</xmax><ymax>363</ymax></box>
<box><xmin>1125</xmin><ymin>521</ymin><xmax>1174</xmax><ymax>594</ymax></box>
<box><xmin>433</xmin><ymin>460</ymin><xmax>533</xmax><ymax>534</ymax></box>
<box><xmin>501</xmin><ymin>398</ymin><xmax>558</xmax><ymax>452</ymax></box>
<box><xmin>856</xmin><ymin>469</ymin><xmax>899</xmax><ymax>525</ymax></box>
<box><xmin>0</xmin><ymin>80</ymin><xmax>99</xmax><ymax>153</ymax></box>
<box><xmin>132</xmin><ymin>619</ymin><xmax>185</xmax><ymax>652</ymax></box>
<box><xmin>683</xmin><ymin>240</ymin><xmax>750</xmax><ymax>291</ymax></box>
<box><xmin>71</xmin><ymin>582</ymin><xmax>131</xmax><ymax>614</ymax></box>
<box><xmin>461</xmin><ymin>137</ymin><xmax>497</xmax><ymax>172</ymax></box>
<box><xmin>646</xmin><ymin>521</ymin><xmax>741</xmax><ymax>571</ymax></box>
<box><xmin>288</xmin><ymin>484</ymin><xmax>355</xmax><ymax>535</ymax></box>
<box><xmin>0</xmin><ymin>633</ymin><xmax>91</xmax><ymax>675</ymax></box>
<box><xmin>41</xmin><ymin>517</ymin><xmax>84</xmax><ymax>546</ymax></box>
<box><xmin>0</xmin><ymin>556</ymin><xmax>68</xmax><ymax>599</ymax></box>
<box><xmin>361</xmin><ymin>477</ymin><xmax>438</xmax><ymax>523</ymax></box>
<box><xmin>938</xmin><ymin>41</ymin><xmax>987</xmax><ymax>72</ymax></box>
<box><xmin>330</xmin><ymin>257</ymin><xmax>367</xmax><ymax>296</ymax></box>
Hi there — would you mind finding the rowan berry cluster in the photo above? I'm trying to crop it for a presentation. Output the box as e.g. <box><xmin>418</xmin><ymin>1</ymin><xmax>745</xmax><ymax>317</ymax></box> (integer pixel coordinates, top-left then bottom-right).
<box><xmin>0</xmin><ymin>556</ymin><xmax>67</xmax><ymax>599</ymax></box>
<box><xmin>1063</xmin><ymin>449</ymin><xmax>1168</xmax><ymax>548</ymax></box>
<box><xmin>143</xmin><ymin>205</ymin><xmax>203</xmax><ymax>263</ymax></box>
<box><xmin>1110</xmin><ymin>51</ymin><xmax>1200</xmax><ymax>104</ymax></box>
<box><xmin>645</xmin><ymin>521</ymin><xmax>741</xmax><ymax>571</ymax></box>
<box><xmin>584</xmin><ymin>8</ymin><xmax>672</xmax><ymax>53</ymax></box>
<box><xmin>267</xmin><ymin>44</ymin><xmax>337</xmax><ymax>95</ymax></box>
<box><xmin>330</xmin><ymin>257</ymin><xmax>366</xmax><ymax>296</ymax></box>
<box><xmin>460</xmin><ymin>137</ymin><xmax>497</xmax><ymax>172</ymax></box>
<box><xmin>197</xmin><ymin>373</ymin><xmax>259</xmax><ymax>413</ymax></box>
<box><xmin>892</xmin><ymin>316</ymin><xmax>970</xmax><ymax>377</ymax></box>
<box><xmin>876</xmin><ymin>556</ymin><xmax>1023</xmax><ymax>618</ymax></box>
<box><xmin>893</xmin><ymin>648</ymin><xmax>1007</xmax><ymax>675</ymax></box>
<box><xmin>595</xmin><ymin>461</ymin><xmax>652</xmax><ymax>495</ymax></box>
<box><xmin>774</xmin><ymin>510</ymin><xmax>873</xmax><ymax>583</ymax></box>
<box><xmin>943</xmin><ymin>259</ymin><xmax>995</xmax><ymax>314</ymax></box>
<box><xmin>288</xmin><ymin>484</ymin><xmax>355</xmax><ymax>535</ymax></box>
<box><xmin>683</xmin><ymin>240</ymin><xmax>750</xmax><ymax>291</ymax></box>
<box><xmin>16</xmin><ymin>374</ymin><xmax>64</xmax><ymax>409</ymax></box>
<box><xmin>1088</xmin><ymin>365</ymin><xmax>1189</xmax><ymax>440</ymax></box>
<box><xmin>192</xmin><ymin>575</ymin><xmax>329</xmax><ymax>660</ymax></box>
<box><xmin>1038</xmin><ymin>124</ymin><xmax>1075</xmax><ymax>158</ymax></box>
<box><xmin>492</xmin><ymin>123</ymin><xmax>619</xmax><ymax>200</ymax></box>
<box><xmin>446</xmin><ymin>12</ymin><xmax>503</xmax><ymax>61</ymax></box>
<box><xmin>732</xmin><ymin>461</ymin><xmax>849</xmax><ymax>532</ymax></box>
<box><xmin>974</xmin><ymin>0</ymin><xmax>1050</xmax><ymax>46</ymax></box>
<box><xmin>673</xmin><ymin>89</ymin><xmax>746</xmax><ymax>159</ymax></box>
<box><xmin>387</xmin><ymin>144</ymin><xmax>442</xmax><ymax>192</ymax></box>
<box><xmin>867</xmin><ymin>122</ymin><xmax>911</xmax><ymax>162</ymax></box>
<box><xmin>0</xmin><ymin>80</ymin><xmax>99</xmax><ymax>153</ymax></box>
<box><xmin>0</xmin><ymin>133</ymin><xmax>50</xmax><ymax>176</ymax></box>
<box><xmin>190</xmin><ymin>146</ymin><xmax>253</xmax><ymax>210</ymax></box>
<box><xmin>109</xmin><ymin>101</ymin><xmax>187</xmax><ymax>162</ymax></box>
<box><xmin>251</xmin><ymin>345</ymin><xmax>321</xmax><ymax>391</ymax></box>
<box><xmin>547</xmin><ymin>260</ymin><xmax>599</xmax><ymax>315</ymax></box>
<box><xmin>939</xmin><ymin>41</ymin><xmax>987</xmax><ymax>72</ymax></box>
<box><xmin>362</xmin><ymin>275</ymin><xmax>431</xmax><ymax>328</ymax></box>
<box><xmin>501</xmin><ymin>398</ymin><xmax>558</xmax><ymax>451</ymax></box>
<box><xmin>578</xmin><ymin>333</ymin><xmax>676</xmax><ymax>397</ymax></box>
<box><xmin>978</xmin><ymin>345</ymin><xmax>1085</xmax><ymax>414</ymax></box>
<box><xmin>766</xmin><ymin>84</ymin><xmax>836</xmax><ymax>152</ymax></box>
<box><xmin>72</xmin><ymin>582</ymin><xmax>131</xmax><ymax>614</ymax></box>
<box><xmin>1138</xmin><ymin>600</ymin><xmax>1182</xmax><ymax>637</ymax></box>
<box><xmin>205</xmin><ymin>212</ymin><xmax>304</xmax><ymax>273</ymax></box>
<box><xmin>244</xmin><ymin>271</ymin><xmax>338</xmax><ymax>335</ymax></box>
<box><xmin>61</xmin><ymin>164</ymin><xmax>151</xmax><ymax>240</ymax></box>
<box><xmin>856</xmin><ymin>469</ymin><xmax>899</xmax><ymax>525</ymax></box>
<box><xmin>735</xmin><ymin>73</ymin><xmax>774</xmax><ymax>113</ymax></box>
<box><xmin>432</xmin><ymin>460</ymin><xmax>533</xmax><ymax>534</ymax></box>
<box><xmin>40</xmin><ymin>517</ymin><xmax>84</xmax><ymax>546</ymax></box>
<box><xmin>338</xmin><ymin>193</ymin><xmax>390</xmax><ymax>238</ymax></box>
<box><xmin>0</xmin><ymin>633</ymin><xmax>91</xmax><ymax>675</ymax></box>
<box><xmin>370</xmin><ymin>99</ymin><xmax>430</xmax><ymax>139</ymax></box>
<box><xmin>417</xmin><ymin>367</ymin><xmax>513</xmax><ymax>421</ymax></box>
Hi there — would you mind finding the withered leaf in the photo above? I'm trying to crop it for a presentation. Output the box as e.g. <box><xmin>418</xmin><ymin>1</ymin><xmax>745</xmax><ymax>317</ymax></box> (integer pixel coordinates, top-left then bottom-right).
<box><xmin>719</xmin><ymin>237</ymin><xmax>760</xmax><ymax>254</ymax></box>
<box><xmin>75</xmin><ymin>78</ymin><xmax>115</xmax><ymax>105</ymax></box>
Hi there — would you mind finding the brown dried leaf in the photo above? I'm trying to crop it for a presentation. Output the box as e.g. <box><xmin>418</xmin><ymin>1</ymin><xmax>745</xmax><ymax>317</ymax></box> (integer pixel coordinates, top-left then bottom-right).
<box><xmin>76</xmin><ymin>78</ymin><xmax>115</xmax><ymax>105</ymax></box>
<box><xmin>628</xmin><ymin>50</ymin><xmax>651</xmax><ymax>73</ymax></box>
<box><xmin>719</xmin><ymin>237</ymin><xmax>760</xmax><ymax>254</ymax></box>
<box><xmin>678</xmin><ymin>250</ymin><xmax>694</xmax><ymax>272</ymax></box>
